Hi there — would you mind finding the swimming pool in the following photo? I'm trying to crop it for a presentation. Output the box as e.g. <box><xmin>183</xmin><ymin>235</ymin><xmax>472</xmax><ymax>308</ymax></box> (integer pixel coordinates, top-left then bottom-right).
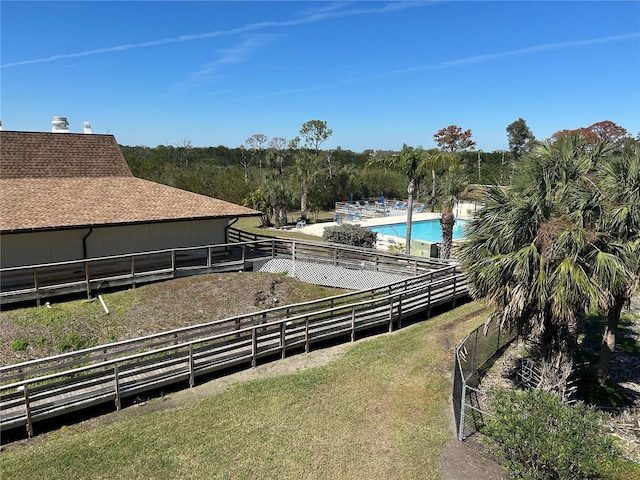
<box><xmin>369</xmin><ymin>219</ymin><xmax>468</xmax><ymax>242</ymax></box>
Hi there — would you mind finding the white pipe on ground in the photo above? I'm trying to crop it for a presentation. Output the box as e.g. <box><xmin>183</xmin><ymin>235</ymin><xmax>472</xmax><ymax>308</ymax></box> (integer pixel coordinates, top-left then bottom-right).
<box><xmin>98</xmin><ymin>294</ymin><xmax>109</xmax><ymax>314</ymax></box>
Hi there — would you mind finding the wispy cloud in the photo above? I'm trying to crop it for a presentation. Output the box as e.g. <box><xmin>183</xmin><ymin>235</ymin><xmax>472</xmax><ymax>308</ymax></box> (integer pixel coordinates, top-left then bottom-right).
<box><xmin>389</xmin><ymin>32</ymin><xmax>640</xmax><ymax>75</ymax></box>
<box><xmin>231</xmin><ymin>31</ymin><xmax>640</xmax><ymax>101</ymax></box>
<box><xmin>176</xmin><ymin>35</ymin><xmax>274</xmax><ymax>91</ymax></box>
<box><xmin>1</xmin><ymin>1</ymin><xmax>429</xmax><ymax>68</ymax></box>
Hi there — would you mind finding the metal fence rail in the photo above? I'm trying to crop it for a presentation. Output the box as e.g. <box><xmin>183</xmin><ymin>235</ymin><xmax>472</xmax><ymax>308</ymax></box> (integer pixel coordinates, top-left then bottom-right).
<box><xmin>452</xmin><ymin>317</ymin><xmax>519</xmax><ymax>440</ymax></box>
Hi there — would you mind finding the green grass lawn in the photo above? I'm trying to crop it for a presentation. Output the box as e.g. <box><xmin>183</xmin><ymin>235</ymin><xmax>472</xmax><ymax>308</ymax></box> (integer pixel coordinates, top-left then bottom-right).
<box><xmin>233</xmin><ymin>212</ymin><xmax>333</xmax><ymax>241</ymax></box>
<box><xmin>2</xmin><ymin>300</ymin><xmax>637</xmax><ymax>479</ymax></box>
<box><xmin>1</xmin><ymin>302</ymin><xmax>488</xmax><ymax>480</ymax></box>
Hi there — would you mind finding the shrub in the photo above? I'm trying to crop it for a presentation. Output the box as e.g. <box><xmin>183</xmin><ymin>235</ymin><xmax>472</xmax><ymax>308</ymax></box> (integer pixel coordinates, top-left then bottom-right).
<box><xmin>57</xmin><ymin>333</ymin><xmax>88</xmax><ymax>353</ymax></box>
<box><xmin>10</xmin><ymin>338</ymin><xmax>29</xmax><ymax>351</ymax></box>
<box><xmin>323</xmin><ymin>223</ymin><xmax>377</xmax><ymax>248</ymax></box>
<box><xmin>484</xmin><ymin>388</ymin><xmax>619</xmax><ymax>480</ymax></box>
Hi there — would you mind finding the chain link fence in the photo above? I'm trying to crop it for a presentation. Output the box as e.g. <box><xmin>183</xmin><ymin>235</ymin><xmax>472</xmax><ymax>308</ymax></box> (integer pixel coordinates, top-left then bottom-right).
<box><xmin>453</xmin><ymin>317</ymin><xmax>519</xmax><ymax>440</ymax></box>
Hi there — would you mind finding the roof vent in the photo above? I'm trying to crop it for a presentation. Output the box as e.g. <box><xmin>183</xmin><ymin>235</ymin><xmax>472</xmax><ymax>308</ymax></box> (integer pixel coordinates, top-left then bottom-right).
<box><xmin>83</xmin><ymin>122</ymin><xmax>92</xmax><ymax>134</ymax></box>
<box><xmin>51</xmin><ymin>116</ymin><xmax>70</xmax><ymax>133</ymax></box>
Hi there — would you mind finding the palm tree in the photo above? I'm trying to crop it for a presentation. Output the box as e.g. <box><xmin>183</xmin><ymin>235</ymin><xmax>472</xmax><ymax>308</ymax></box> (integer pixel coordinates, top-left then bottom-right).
<box><xmin>436</xmin><ymin>161</ymin><xmax>467</xmax><ymax>259</ymax></box>
<box><xmin>458</xmin><ymin>135</ymin><xmax>607</xmax><ymax>385</ymax></box>
<box><xmin>369</xmin><ymin>144</ymin><xmax>426</xmax><ymax>254</ymax></box>
<box><xmin>593</xmin><ymin>150</ymin><xmax>640</xmax><ymax>382</ymax></box>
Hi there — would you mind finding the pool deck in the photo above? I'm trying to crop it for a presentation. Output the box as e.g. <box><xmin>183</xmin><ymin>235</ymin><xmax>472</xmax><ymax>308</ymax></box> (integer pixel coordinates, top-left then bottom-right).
<box><xmin>296</xmin><ymin>208</ymin><xmax>472</xmax><ymax>250</ymax></box>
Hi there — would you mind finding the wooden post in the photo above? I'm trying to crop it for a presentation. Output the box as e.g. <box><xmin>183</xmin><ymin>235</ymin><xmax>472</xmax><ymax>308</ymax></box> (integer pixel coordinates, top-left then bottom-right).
<box><xmin>188</xmin><ymin>344</ymin><xmax>195</xmax><ymax>388</ymax></box>
<box><xmin>84</xmin><ymin>262</ymin><xmax>91</xmax><ymax>299</ymax></box>
<box><xmin>23</xmin><ymin>385</ymin><xmax>34</xmax><ymax>438</ymax></box>
<box><xmin>388</xmin><ymin>300</ymin><xmax>394</xmax><ymax>333</ymax></box>
<box><xmin>131</xmin><ymin>256</ymin><xmax>136</xmax><ymax>289</ymax></box>
<box><xmin>304</xmin><ymin>317</ymin><xmax>309</xmax><ymax>353</ymax></box>
<box><xmin>452</xmin><ymin>275</ymin><xmax>457</xmax><ymax>308</ymax></box>
<box><xmin>33</xmin><ymin>271</ymin><xmax>40</xmax><ymax>306</ymax></box>
<box><xmin>251</xmin><ymin>328</ymin><xmax>257</xmax><ymax>367</ymax></box>
<box><xmin>397</xmin><ymin>294</ymin><xmax>402</xmax><ymax>329</ymax></box>
<box><xmin>114</xmin><ymin>364</ymin><xmax>121</xmax><ymax>410</ymax></box>
<box><xmin>280</xmin><ymin>322</ymin><xmax>286</xmax><ymax>359</ymax></box>
<box><xmin>427</xmin><ymin>284</ymin><xmax>432</xmax><ymax>318</ymax></box>
<box><xmin>350</xmin><ymin>306</ymin><xmax>356</xmax><ymax>342</ymax></box>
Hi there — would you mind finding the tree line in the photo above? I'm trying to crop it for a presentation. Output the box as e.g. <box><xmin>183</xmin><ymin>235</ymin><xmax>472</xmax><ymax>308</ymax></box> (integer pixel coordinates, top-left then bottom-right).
<box><xmin>121</xmin><ymin>118</ymin><xmax>636</xmax><ymax>239</ymax></box>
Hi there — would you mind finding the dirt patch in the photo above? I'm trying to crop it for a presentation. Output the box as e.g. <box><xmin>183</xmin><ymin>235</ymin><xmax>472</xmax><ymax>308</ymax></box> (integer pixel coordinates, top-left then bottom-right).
<box><xmin>0</xmin><ymin>272</ymin><xmax>347</xmax><ymax>366</ymax></box>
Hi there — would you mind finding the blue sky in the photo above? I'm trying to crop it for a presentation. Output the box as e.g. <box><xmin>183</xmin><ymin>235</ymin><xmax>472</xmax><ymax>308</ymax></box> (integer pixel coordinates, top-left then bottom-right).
<box><xmin>2</xmin><ymin>1</ymin><xmax>639</xmax><ymax>152</ymax></box>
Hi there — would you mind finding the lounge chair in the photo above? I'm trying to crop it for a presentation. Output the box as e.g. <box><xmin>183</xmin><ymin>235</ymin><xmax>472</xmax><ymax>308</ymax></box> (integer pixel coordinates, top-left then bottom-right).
<box><xmin>334</xmin><ymin>213</ymin><xmax>343</xmax><ymax>223</ymax></box>
<box><xmin>415</xmin><ymin>204</ymin><xmax>425</xmax><ymax>213</ymax></box>
<box><xmin>354</xmin><ymin>212</ymin><xmax>363</xmax><ymax>221</ymax></box>
<box><xmin>345</xmin><ymin>213</ymin><xmax>355</xmax><ymax>222</ymax></box>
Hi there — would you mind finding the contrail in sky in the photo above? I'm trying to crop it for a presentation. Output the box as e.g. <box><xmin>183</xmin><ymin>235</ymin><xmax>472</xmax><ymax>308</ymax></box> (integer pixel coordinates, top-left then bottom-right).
<box><xmin>1</xmin><ymin>1</ymin><xmax>428</xmax><ymax>68</ymax></box>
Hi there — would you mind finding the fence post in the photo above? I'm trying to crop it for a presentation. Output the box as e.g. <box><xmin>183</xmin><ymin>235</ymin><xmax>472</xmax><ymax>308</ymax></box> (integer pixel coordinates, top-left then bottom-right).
<box><xmin>471</xmin><ymin>330</ymin><xmax>479</xmax><ymax>372</ymax></box>
<box><xmin>280</xmin><ymin>322</ymin><xmax>287</xmax><ymax>359</ymax></box>
<box><xmin>84</xmin><ymin>261</ymin><xmax>91</xmax><ymax>299</ymax></box>
<box><xmin>188</xmin><ymin>344</ymin><xmax>195</xmax><ymax>388</ymax></box>
<box><xmin>457</xmin><ymin>379</ymin><xmax>467</xmax><ymax>441</ymax></box>
<box><xmin>23</xmin><ymin>385</ymin><xmax>34</xmax><ymax>438</ymax></box>
<box><xmin>305</xmin><ymin>317</ymin><xmax>310</xmax><ymax>353</ymax></box>
<box><xmin>131</xmin><ymin>256</ymin><xmax>136</xmax><ymax>289</ymax></box>
<box><xmin>351</xmin><ymin>306</ymin><xmax>356</xmax><ymax>342</ymax></box>
<box><xmin>251</xmin><ymin>328</ymin><xmax>258</xmax><ymax>367</ymax></box>
<box><xmin>292</xmin><ymin>242</ymin><xmax>296</xmax><ymax>279</ymax></box>
<box><xmin>33</xmin><ymin>271</ymin><xmax>41</xmax><ymax>306</ymax></box>
<box><xmin>388</xmin><ymin>299</ymin><xmax>394</xmax><ymax>332</ymax></box>
<box><xmin>114</xmin><ymin>363</ymin><xmax>121</xmax><ymax>410</ymax></box>
<box><xmin>452</xmin><ymin>275</ymin><xmax>457</xmax><ymax>308</ymax></box>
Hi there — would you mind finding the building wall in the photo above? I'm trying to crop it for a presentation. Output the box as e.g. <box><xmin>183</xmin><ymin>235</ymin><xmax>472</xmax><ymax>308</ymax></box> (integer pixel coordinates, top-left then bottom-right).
<box><xmin>0</xmin><ymin>218</ymin><xmax>229</xmax><ymax>268</ymax></box>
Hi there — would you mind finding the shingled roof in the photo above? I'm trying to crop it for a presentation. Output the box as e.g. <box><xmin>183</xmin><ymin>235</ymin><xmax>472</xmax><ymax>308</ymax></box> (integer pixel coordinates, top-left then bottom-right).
<box><xmin>0</xmin><ymin>131</ymin><xmax>260</xmax><ymax>233</ymax></box>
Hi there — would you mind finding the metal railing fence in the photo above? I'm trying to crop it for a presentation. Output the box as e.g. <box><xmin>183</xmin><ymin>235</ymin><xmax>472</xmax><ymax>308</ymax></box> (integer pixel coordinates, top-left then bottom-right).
<box><xmin>453</xmin><ymin>317</ymin><xmax>519</xmax><ymax>440</ymax></box>
<box><xmin>1</xmin><ymin>268</ymin><xmax>468</xmax><ymax>437</ymax></box>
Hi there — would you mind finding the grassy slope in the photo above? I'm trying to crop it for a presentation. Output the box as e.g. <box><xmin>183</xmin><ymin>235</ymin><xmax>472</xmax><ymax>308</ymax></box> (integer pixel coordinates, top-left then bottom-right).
<box><xmin>1</xmin><ymin>302</ymin><xmax>488</xmax><ymax>480</ymax></box>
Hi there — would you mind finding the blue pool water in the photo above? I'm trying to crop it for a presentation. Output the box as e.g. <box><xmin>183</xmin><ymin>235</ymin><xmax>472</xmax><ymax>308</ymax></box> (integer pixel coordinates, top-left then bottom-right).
<box><xmin>369</xmin><ymin>219</ymin><xmax>468</xmax><ymax>242</ymax></box>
